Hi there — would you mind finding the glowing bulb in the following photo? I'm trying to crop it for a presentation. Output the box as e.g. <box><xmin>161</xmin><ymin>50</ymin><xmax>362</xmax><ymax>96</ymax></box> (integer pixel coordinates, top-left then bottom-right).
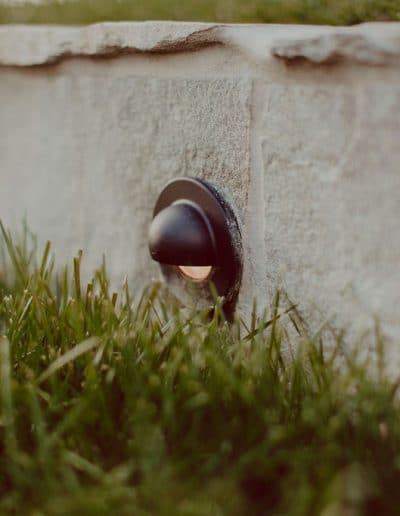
<box><xmin>178</xmin><ymin>265</ymin><xmax>213</xmax><ymax>282</ymax></box>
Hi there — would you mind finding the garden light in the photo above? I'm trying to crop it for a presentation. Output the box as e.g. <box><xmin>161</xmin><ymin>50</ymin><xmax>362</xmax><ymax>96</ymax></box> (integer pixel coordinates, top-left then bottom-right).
<box><xmin>148</xmin><ymin>177</ymin><xmax>242</xmax><ymax>311</ymax></box>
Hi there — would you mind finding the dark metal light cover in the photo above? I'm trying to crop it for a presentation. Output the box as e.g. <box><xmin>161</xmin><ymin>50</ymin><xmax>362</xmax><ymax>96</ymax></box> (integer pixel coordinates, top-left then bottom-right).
<box><xmin>148</xmin><ymin>177</ymin><xmax>243</xmax><ymax>309</ymax></box>
<box><xmin>149</xmin><ymin>200</ymin><xmax>217</xmax><ymax>266</ymax></box>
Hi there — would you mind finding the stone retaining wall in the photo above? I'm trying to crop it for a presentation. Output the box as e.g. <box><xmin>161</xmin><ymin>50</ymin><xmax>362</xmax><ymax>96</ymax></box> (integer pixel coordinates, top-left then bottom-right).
<box><xmin>1</xmin><ymin>22</ymin><xmax>399</xmax><ymax>369</ymax></box>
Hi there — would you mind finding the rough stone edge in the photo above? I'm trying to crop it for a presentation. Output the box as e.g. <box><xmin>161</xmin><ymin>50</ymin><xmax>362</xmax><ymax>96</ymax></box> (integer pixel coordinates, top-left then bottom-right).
<box><xmin>0</xmin><ymin>22</ymin><xmax>221</xmax><ymax>66</ymax></box>
<box><xmin>1</xmin><ymin>21</ymin><xmax>400</xmax><ymax>67</ymax></box>
<box><xmin>271</xmin><ymin>22</ymin><xmax>400</xmax><ymax>64</ymax></box>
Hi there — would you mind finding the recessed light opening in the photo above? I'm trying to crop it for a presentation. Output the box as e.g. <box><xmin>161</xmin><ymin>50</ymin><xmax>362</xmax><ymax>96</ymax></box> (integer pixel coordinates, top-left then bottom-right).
<box><xmin>177</xmin><ymin>265</ymin><xmax>213</xmax><ymax>282</ymax></box>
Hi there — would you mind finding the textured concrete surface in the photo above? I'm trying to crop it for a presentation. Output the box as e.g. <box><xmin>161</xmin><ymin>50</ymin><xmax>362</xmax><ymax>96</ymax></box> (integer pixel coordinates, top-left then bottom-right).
<box><xmin>0</xmin><ymin>71</ymin><xmax>251</xmax><ymax>294</ymax></box>
<box><xmin>260</xmin><ymin>83</ymin><xmax>400</xmax><ymax>356</ymax></box>
<box><xmin>0</xmin><ymin>22</ymin><xmax>399</xmax><ymax>369</ymax></box>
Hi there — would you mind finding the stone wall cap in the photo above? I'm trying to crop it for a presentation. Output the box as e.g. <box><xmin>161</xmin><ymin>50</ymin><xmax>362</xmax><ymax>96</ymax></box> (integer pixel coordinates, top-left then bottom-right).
<box><xmin>1</xmin><ymin>21</ymin><xmax>400</xmax><ymax>66</ymax></box>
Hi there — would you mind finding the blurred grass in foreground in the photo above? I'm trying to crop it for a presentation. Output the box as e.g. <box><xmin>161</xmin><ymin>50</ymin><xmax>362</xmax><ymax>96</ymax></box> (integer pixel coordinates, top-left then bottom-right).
<box><xmin>0</xmin><ymin>223</ymin><xmax>400</xmax><ymax>515</ymax></box>
<box><xmin>0</xmin><ymin>0</ymin><xmax>400</xmax><ymax>25</ymax></box>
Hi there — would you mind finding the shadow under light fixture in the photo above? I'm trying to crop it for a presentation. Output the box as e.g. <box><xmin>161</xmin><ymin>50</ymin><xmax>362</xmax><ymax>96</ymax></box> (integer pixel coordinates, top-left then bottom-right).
<box><xmin>148</xmin><ymin>177</ymin><xmax>243</xmax><ymax>314</ymax></box>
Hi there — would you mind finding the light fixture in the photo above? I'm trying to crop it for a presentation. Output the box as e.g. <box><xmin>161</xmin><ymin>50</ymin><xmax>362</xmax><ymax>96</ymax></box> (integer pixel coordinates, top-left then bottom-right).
<box><xmin>178</xmin><ymin>265</ymin><xmax>213</xmax><ymax>282</ymax></box>
<box><xmin>148</xmin><ymin>177</ymin><xmax>242</xmax><ymax>314</ymax></box>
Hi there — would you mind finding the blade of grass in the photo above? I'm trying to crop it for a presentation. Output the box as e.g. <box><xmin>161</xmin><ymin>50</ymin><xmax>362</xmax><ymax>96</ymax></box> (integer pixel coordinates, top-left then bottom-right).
<box><xmin>36</xmin><ymin>336</ymin><xmax>100</xmax><ymax>385</ymax></box>
<box><xmin>0</xmin><ymin>336</ymin><xmax>17</xmax><ymax>456</ymax></box>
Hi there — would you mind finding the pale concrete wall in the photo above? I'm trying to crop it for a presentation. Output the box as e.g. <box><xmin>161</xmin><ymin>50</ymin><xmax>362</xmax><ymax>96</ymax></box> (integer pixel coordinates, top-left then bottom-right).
<box><xmin>1</xmin><ymin>23</ymin><xmax>399</xmax><ymax>368</ymax></box>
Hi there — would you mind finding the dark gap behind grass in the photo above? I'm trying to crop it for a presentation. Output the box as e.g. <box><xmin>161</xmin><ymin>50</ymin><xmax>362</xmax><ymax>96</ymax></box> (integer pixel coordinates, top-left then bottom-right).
<box><xmin>1</xmin><ymin>0</ymin><xmax>400</xmax><ymax>25</ymax></box>
<box><xmin>0</xmin><ymin>225</ymin><xmax>400</xmax><ymax>515</ymax></box>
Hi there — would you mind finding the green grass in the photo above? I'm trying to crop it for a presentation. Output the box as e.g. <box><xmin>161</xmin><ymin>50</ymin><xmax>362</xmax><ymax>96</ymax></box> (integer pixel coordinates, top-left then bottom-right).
<box><xmin>0</xmin><ymin>0</ymin><xmax>400</xmax><ymax>25</ymax></box>
<box><xmin>0</xmin><ymin>224</ymin><xmax>400</xmax><ymax>515</ymax></box>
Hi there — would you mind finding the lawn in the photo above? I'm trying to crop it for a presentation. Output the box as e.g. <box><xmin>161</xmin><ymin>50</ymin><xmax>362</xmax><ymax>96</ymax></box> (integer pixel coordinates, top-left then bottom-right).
<box><xmin>0</xmin><ymin>0</ymin><xmax>400</xmax><ymax>25</ymax></box>
<box><xmin>0</xmin><ymin>224</ymin><xmax>400</xmax><ymax>515</ymax></box>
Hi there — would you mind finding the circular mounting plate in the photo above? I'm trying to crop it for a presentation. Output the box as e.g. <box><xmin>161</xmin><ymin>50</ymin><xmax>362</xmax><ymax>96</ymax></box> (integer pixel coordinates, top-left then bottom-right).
<box><xmin>152</xmin><ymin>177</ymin><xmax>243</xmax><ymax>314</ymax></box>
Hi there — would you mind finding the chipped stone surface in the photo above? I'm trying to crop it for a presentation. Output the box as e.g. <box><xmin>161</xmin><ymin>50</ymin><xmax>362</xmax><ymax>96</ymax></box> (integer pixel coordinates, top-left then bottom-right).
<box><xmin>0</xmin><ymin>23</ymin><xmax>221</xmax><ymax>66</ymax></box>
<box><xmin>271</xmin><ymin>23</ymin><xmax>400</xmax><ymax>64</ymax></box>
<box><xmin>0</xmin><ymin>22</ymin><xmax>399</xmax><ymax>371</ymax></box>
<box><xmin>1</xmin><ymin>22</ymin><xmax>400</xmax><ymax>66</ymax></box>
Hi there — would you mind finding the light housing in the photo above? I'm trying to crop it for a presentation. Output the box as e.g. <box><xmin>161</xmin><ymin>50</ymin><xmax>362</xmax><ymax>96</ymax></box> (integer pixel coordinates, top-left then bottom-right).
<box><xmin>148</xmin><ymin>177</ymin><xmax>243</xmax><ymax>314</ymax></box>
